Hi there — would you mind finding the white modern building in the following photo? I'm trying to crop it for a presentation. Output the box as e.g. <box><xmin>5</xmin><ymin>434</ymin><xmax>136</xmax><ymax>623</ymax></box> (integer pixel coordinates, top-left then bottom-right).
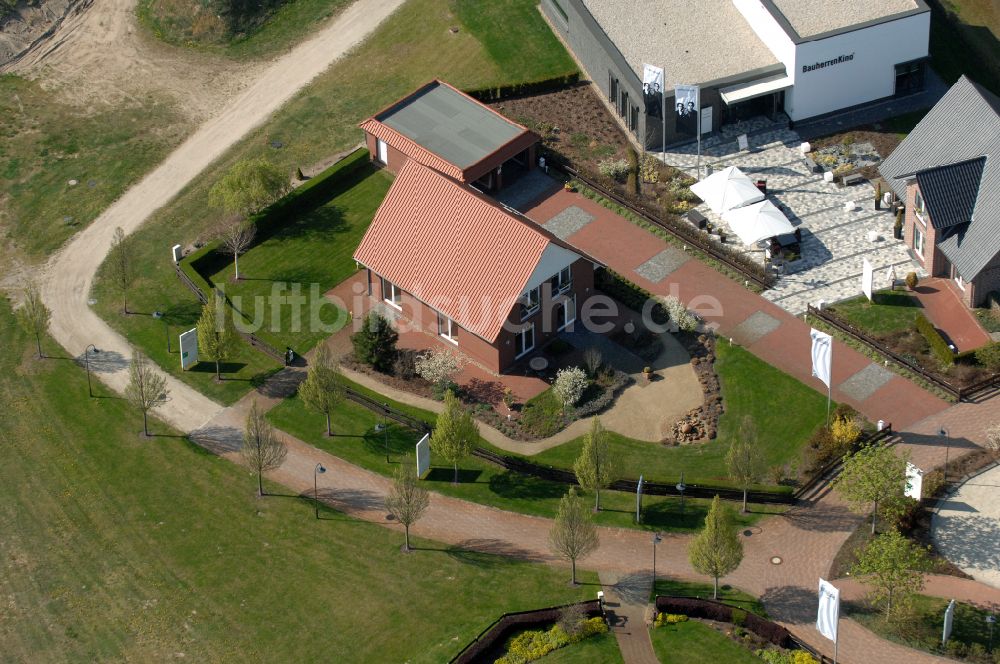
<box><xmin>542</xmin><ymin>0</ymin><xmax>931</xmax><ymax>148</ymax></box>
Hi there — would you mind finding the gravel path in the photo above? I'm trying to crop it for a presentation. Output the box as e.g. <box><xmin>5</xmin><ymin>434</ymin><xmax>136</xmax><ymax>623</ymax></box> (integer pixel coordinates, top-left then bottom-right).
<box><xmin>38</xmin><ymin>0</ymin><xmax>405</xmax><ymax>433</ymax></box>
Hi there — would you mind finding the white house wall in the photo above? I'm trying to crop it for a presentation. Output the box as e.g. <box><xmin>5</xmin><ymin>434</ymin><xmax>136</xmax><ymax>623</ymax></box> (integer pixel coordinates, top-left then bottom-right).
<box><xmin>521</xmin><ymin>244</ymin><xmax>582</xmax><ymax>293</ymax></box>
<box><xmin>733</xmin><ymin>0</ymin><xmax>797</xmax><ymax>76</ymax></box>
<box><xmin>785</xmin><ymin>12</ymin><xmax>930</xmax><ymax>120</ymax></box>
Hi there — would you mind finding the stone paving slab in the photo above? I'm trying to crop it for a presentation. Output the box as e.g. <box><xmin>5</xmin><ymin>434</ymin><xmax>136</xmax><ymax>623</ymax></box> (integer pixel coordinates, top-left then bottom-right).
<box><xmin>634</xmin><ymin>248</ymin><xmax>690</xmax><ymax>283</ymax></box>
<box><xmin>543</xmin><ymin>205</ymin><xmax>595</xmax><ymax>240</ymax></box>
<box><xmin>730</xmin><ymin>311</ymin><xmax>781</xmax><ymax>345</ymax></box>
<box><xmin>837</xmin><ymin>362</ymin><xmax>895</xmax><ymax>402</ymax></box>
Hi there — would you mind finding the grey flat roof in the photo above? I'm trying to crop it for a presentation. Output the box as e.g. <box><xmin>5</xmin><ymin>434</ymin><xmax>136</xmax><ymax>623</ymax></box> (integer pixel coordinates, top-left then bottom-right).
<box><xmin>582</xmin><ymin>0</ymin><xmax>781</xmax><ymax>88</ymax></box>
<box><xmin>377</xmin><ymin>83</ymin><xmax>524</xmax><ymax>169</ymax></box>
<box><xmin>769</xmin><ymin>0</ymin><xmax>919</xmax><ymax>38</ymax></box>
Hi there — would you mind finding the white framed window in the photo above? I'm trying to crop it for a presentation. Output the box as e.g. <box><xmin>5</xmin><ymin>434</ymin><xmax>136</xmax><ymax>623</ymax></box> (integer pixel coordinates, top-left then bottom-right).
<box><xmin>520</xmin><ymin>286</ymin><xmax>540</xmax><ymax>320</ymax></box>
<box><xmin>914</xmin><ymin>189</ymin><xmax>926</xmax><ymax>223</ymax></box>
<box><xmin>376</xmin><ymin>138</ymin><xmax>389</xmax><ymax>165</ymax></box>
<box><xmin>913</xmin><ymin>222</ymin><xmax>925</xmax><ymax>258</ymax></box>
<box><xmin>437</xmin><ymin>313</ymin><xmax>458</xmax><ymax>344</ymax></box>
<box><xmin>381</xmin><ymin>277</ymin><xmax>402</xmax><ymax>308</ymax></box>
<box><xmin>557</xmin><ymin>294</ymin><xmax>576</xmax><ymax>330</ymax></box>
<box><xmin>515</xmin><ymin>324</ymin><xmax>535</xmax><ymax>358</ymax></box>
<box><xmin>549</xmin><ymin>266</ymin><xmax>572</xmax><ymax>294</ymax></box>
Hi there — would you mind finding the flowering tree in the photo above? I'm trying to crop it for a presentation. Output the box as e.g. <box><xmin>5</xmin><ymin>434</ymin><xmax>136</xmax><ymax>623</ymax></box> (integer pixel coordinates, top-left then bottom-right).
<box><xmin>414</xmin><ymin>349</ymin><xmax>462</xmax><ymax>388</ymax></box>
<box><xmin>553</xmin><ymin>367</ymin><xmax>589</xmax><ymax>408</ymax></box>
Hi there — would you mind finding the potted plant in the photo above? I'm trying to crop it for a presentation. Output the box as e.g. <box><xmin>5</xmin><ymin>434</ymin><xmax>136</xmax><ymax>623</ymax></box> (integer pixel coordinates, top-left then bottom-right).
<box><xmin>564</xmin><ymin>182</ymin><xmax>576</xmax><ymax>192</ymax></box>
<box><xmin>642</xmin><ymin>366</ymin><xmax>653</xmax><ymax>382</ymax></box>
<box><xmin>893</xmin><ymin>209</ymin><xmax>903</xmax><ymax>240</ymax></box>
<box><xmin>905</xmin><ymin>271</ymin><xmax>919</xmax><ymax>290</ymax></box>
<box><xmin>718</xmin><ymin>230</ymin><xmax>727</xmax><ymax>243</ymax></box>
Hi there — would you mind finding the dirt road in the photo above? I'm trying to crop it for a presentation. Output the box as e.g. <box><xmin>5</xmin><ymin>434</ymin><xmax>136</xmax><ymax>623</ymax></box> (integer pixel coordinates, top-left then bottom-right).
<box><xmin>39</xmin><ymin>0</ymin><xmax>405</xmax><ymax>431</ymax></box>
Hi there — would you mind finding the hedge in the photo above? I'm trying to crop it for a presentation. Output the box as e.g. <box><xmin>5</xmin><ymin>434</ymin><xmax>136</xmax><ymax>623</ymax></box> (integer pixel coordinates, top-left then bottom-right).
<box><xmin>654</xmin><ymin>596</ymin><xmax>792</xmax><ymax>648</ymax></box>
<box><xmin>464</xmin><ymin>72</ymin><xmax>581</xmax><ymax>103</ymax></box>
<box><xmin>594</xmin><ymin>267</ymin><xmax>669</xmax><ymax>325</ymax></box>
<box><xmin>914</xmin><ymin>313</ymin><xmax>954</xmax><ymax>366</ymax></box>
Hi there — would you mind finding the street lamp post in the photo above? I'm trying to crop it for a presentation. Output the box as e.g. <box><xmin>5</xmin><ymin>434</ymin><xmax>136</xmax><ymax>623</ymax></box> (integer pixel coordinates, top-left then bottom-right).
<box><xmin>375</xmin><ymin>403</ymin><xmax>390</xmax><ymax>463</ymax></box>
<box><xmin>314</xmin><ymin>463</ymin><xmax>326</xmax><ymax>519</ymax></box>
<box><xmin>84</xmin><ymin>344</ymin><xmax>99</xmax><ymax>397</ymax></box>
<box><xmin>940</xmin><ymin>427</ymin><xmax>951</xmax><ymax>482</ymax></box>
<box><xmin>152</xmin><ymin>310</ymin><xmax>170</xmax><ymax>353</ymax></box>
<box><xmin>676</xmin><ymin>472</ymin><xmax>687</xmax><ymax>517</ymax></box>
<box><xmin>987</xmin><ymin>614</ymin><xmax>996</xmax><ymax>653</ymax></box>
<box><xmin>652</xmin><ymin>532</ymin><xmax>662</xmax><ymax>588</ymax></box>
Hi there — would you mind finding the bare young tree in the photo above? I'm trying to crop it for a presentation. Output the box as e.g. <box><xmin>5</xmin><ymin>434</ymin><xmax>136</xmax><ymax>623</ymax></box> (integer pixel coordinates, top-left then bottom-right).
<box><xmin>240</xmin><ymin>399</ymin><xmax>287</xmax><ymax>497</ymax></box>
<box><xmin>218</xmin><ymin>215</ymin><xmax>256</xmax><ymax>281</ymax></box>
<box><xmin>298</xmin><ymin>344</ymin><xmax>345</xmax><ymax>436</ymax></box>
<box><xmin>107</xmin><ymin>226</ymin><xmax>135</xmax><ymax>314</ymax></box>
<box><xmin>726</xmin><ymin>416</ymin><xmax>764</xmax><ymax>513</ymax></box>
<box><xmin>549</xmin><ymin>487</ymin><xmax>599</xmax><ymax>585</ymax></box>
<box><xmin>125</xmin><ymin>350</ymin><xmax>168</xmax><ymax>437</ymax></box>
<box><xmin>14</xmin><ymin>280</ymin><xmax>51</xmax><ymax>359</ymax></box>
<box><xmin>384</xmin><ymin>464</ymin><xmax>430</xmax><ymax>552</ymax></box>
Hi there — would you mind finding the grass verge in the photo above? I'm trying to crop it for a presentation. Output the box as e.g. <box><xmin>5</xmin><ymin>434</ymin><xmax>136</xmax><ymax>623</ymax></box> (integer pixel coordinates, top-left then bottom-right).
<box><xmin>0</xmin><ymin>297</ymin><xmax>595</xmax><ymax>662</ymax></box>
<box><xmin>649</xmin><ymin>620</ymin><xmax>764</xmax><ymax>664</ymax></box>
<box><xmin>536</xmin><ymin>631</ymin><xmax>623</xmax><ymax>663</ymax></box>
<box><xmin>652</xmin><ymin>578</ymin><xmax>766</xmax><ymax>615</ymax></box>
<box><xmin>828</xmin><ymin>290</ymin><xmax>923</xmax><ymax>336</ymax></box>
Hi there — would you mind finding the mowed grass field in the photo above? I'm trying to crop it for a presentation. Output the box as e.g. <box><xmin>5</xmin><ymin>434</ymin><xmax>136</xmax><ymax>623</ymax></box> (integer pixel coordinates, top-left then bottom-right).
<box><xmin>0</xmin><ymin>299</ymin><xmax>596</xmax><ymax>662</ymax></box>
<box><xmin>0</xmin><ymin>75</ymin><xmax>187</xmax><ymax>260</ymax></box>
<box><xmin>94</xmin><ymin>0</ymin><xmax>577</xmax><ymax>404</ymax></box>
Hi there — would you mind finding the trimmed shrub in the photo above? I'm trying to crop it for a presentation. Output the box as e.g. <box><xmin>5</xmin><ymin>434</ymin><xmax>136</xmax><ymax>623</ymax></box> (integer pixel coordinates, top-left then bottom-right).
<box><xmin>975</xmin><ymin>341</ymin><xmax>1000</xmax><ymax>370</ymax></box>
<box><xmin>915</xmin><ymin>314</ymin><xmax>954</xmax><ymax>365</ymax></box>
<box><xmin>594</xmin><ymin>267</ymin><xmax>669</xmax><ymax>324</ymax></box>
<box><xmin>351</xmin><ymin>312</ymin><xmax>398</xmax><ymax>372</ymax></box>
<box><xmin>653</xmin><ymin>612</ymin><xmax>689</xmax><ymax>627</ymax></box>
<box><xmin>464</xmin><ymin>73</ymin><xmax>581</xmax><ymax>102</ymax></box>
<box><xmin>905</xmin><ymin>271</ymin><xmax>919</xmax><ymax>289</ymax></box>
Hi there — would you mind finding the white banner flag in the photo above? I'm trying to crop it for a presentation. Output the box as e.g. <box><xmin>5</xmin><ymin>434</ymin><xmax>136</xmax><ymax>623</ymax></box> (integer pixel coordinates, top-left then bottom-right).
<box><xmin>862</xmin><ymin>258</ymin><xmax>874</xmax><ymax>301</ymax></box>
<box><xmin>817</xmin><ymin>579</ymin><xmax>840</xmax><ymax>642</ymax></box>
<box><xmin>810</xmin><ymin>329</ymin><xmax>833</xmax><ymax>389</ymax></box>
<box><xmin>943</xmin><ymin>599</ymin><xmax>956</xmax><ymax>645</ymax></box>
<box><xmin>674</xmin><ymin>84</ymin><xmax>699</xmax><ymax>136</ymax></box>
<box><xmin>905</xmin><ymin>462</ymin><xmax>924</xmax><ymax>500</ymax></box>
<box><xmin>642</xmin><ymin>64</ymin><xmax>664</xmax><ymax>119</ymax></box>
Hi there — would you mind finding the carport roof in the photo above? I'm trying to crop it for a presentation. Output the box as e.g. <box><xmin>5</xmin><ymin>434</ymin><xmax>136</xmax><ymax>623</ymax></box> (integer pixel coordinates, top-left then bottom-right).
<box><xmin>363</xmin><ymin>80</ymin><xmax>530</xmax><ymax>170</ymax></box>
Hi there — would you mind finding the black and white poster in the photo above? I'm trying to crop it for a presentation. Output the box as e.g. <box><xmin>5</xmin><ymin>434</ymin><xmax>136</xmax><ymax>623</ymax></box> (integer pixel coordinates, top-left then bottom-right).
<box><xmin>674</xmin><ymin>84</ymin><xmax>699</xmax><ymax>136</ymax></box>
<box><xmin>642</xmin><ymin>63</ymin><xmax>664</xmax><ymax>118</ymax></box>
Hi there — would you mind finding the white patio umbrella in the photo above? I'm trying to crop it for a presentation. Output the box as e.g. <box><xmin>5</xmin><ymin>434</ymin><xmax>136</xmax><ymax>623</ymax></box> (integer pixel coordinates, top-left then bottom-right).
<box><xmin>689</xmin><ymin>165</ymin><xmax>765</xmax><ymax>215</ymax></box>
<box><xmin>721</xmin><ymin>200</ymin><xmax>795</xmax><ymax>245</ymax></box>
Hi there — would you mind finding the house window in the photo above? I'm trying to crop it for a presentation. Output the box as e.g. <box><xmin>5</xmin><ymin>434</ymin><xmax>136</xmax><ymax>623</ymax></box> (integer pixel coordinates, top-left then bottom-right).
<box><xmin>609</xmin><ymin>73</ymin><xmax>618</xmax><ymax>104</ymax></box>
<box><xmin>549</xmin><ymin>266</ymin><xmax>572</xmax><ymax>294</ymax></box>
<box><xmin>557</xmin><ymin>294</ymin><xmax>577</xmax><ymax>330</ymax></box>
<box><xmin>520</xmin><ymin>286</ymin><xmax>540</xmax><ymax>320</ymax></box>
<box><xmin>619</xmin><ymin>90</ymin><xmax>629</xmax><ymax>118</ymax></box>
<box><xmin>913</xmin><ymin>222</ymin><xmax>925</xmax><ymax>257</ymax></box>
<box><xmin>914</xmin><ymin>190</ymin><xmax>926</xmax><ymax>221</ymax></box>
<box><xmin>438</xmin><ymin>313</ymin><xmax>458</xmax><ymax>344</ymax></box>
<box><xmin>894</xmin><ymin>60</ymin><xmax>925</xmax><ymax>97</ymax></box>
<box><xmin>515</xmin><ymin>324</ymin><xmax>535</xmax><ymax>358</ymax></box>
<box><xmin>381</xmin><ymin>277</ymin><xmax>402</xmax><ymax>308</ymax></box>
<box><xmin>630</xmin><ymin>105</ymin><xmax>639</xmax><ymax>132</ymax></box>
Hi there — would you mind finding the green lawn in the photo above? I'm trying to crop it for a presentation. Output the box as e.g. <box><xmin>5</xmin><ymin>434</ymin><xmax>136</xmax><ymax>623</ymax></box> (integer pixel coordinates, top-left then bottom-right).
<box><xmin>205</xmin><ymin>164</ymin><xmax>392</xmax><ymax>352</ymax></box>
<box><xmin>531</xmin><ymin>342</ymin><xmax>826</xmax><ymax>488</ymax></box>
<box><xmin>649</xmin><ymin>620</ymin><xmax>763</xmax><ymax>664</ymax></box>
<box><xmin>847</xmin><ymin>594</ymin><xmax>997</xmax><ymax>658</ymax></box>
<box><xmin>828</xmin><ymin>290</ymin><xmax>922</xmax><ymax>337</ymax></box>
<box><xmin>268</xmin><ymin>383</ymin><xmax>773</xmax><ymax>533</ymax></box>
<box><xmin>543</xmin><ymin>631</ymin><xmax>624</xmax><ymax>663</ymax></box>
<box><xmin>0</xmin><ymin>74</ymin><xmax>187</xmax><ymax>260</ymax></box>
<box><xmin>0</xmin><ymin>298</ymin><xmax>597</xmax><ymax>662</ymax></box>
<box><xmin>94</xmin><ymin>0</ymin><xmax>577</xmax><ymax>404</ymax></box>
<box><xmin>137</xmin><ymin>0</ymin><xmax>353</xmax><ymax>59</ymax></box>
<box><xmin>651</xmin><ymin>578</ymin><xmax>765</xmax><ymax>616</ymax></box>
<box><xmin>929</xmin><ymin>0</ymin><xmax>1000</xmax><ymax>95</ymax></box>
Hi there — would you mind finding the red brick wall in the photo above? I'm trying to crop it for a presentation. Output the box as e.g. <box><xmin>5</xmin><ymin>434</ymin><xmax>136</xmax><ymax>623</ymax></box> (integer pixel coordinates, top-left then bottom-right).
<box><xmin>905</xmin><ymin>181</ymin><xmax>941</xmax><ymax>275</ymax></box>
<box><xmin>364</xmin><ymin>132</ymin><xmax>410</xmax><ymax>174</ymax></box>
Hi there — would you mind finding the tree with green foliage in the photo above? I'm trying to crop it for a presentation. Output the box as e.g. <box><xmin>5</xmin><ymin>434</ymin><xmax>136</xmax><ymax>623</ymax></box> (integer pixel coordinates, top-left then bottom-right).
<box><xmin>850</xmin><ymin>529</ymin><xmax>929</xmax><ymax>620</ymax></box>
<box><xmin>430</xmin><ymin>390</ymin><xmax>478</xmax><ymax>484</ymax></box>
<box><xmin>726</xmin><ymin>416</ymin><xmax>764</xmax><ymax>513</ymax></box>
<box><xmin>384</xmin><ymin>464</ymin><xmax>430</xmax><ymax>553</ymax></box>
<box><xmin>14</xmin><ymin>280</ymin><xmax>50</xmax><ymax>359</ymax></box>
<box><xmin>208</xmin><ymin>157</ymin><xmax>289</xmax><ymax>218</ymax></box>
<box><xmin>549</xmin><ymin>487</ymin><xmax>599</xmax><ymax>585</ymax></box>
<box><xmin>107</xmin><ymin>226</ymin><xmax>135</xmax><ymax>314</ymax></box>
<box><xmin>196</xmin><ymin>295</ymin><xmax>239</xmax><ymax>381</ymax></box>
<box><xmin>834</xmin><ymin>443</ymin><xmax>908</xmax><ymax>534</ymax></box>
<box><xmin>573</xmin><ymin>418</ymin><xmax>618</xmax><ymax>511</ymax></box>
<box><xmin>297</xmin><ymin>344</ymin><xmax>344</xmax><ymax>436</ymax></box>
<box><xmin>240</xmin><ymin>399</ymin><xmax>287</xmax><ymax>498</ymax></box>
<box><xmin>351</xmin><ymin>311</ymin><xmax>398</xmax><ymax>373</ymax></box>
<box><xmin>125</xmin><ymin>350</ymin><xmax>168</xmax><ymax>438</ymax></box>
<box><xmin>688</xmin><ymin>495</ymin><xmax>744</xmax><ymax>598</ymax></box>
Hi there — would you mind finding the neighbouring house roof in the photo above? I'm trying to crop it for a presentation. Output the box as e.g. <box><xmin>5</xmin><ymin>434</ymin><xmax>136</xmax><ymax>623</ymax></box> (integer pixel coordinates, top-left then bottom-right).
<box><xmin>353</xmin><ymin>160</ymin><xmax>584</xmax><ymax>343</ymax></box>
<box><xmin>359</xmin><ymin>80</ymin><xmax>538</xmax><ymax>183</ymax></box>
<box><xmin>879</xmin><ymin>75</ymin><xmax>1000</xmax><ymax>279</ymax></box>
<box><xmin>766</xmin><ymin>0</ymin><xmax>921</xmax><ymax>39</ymax></box>
<box><xmin>915</xmin><ymin>157</ymin><xmax>986</xmax><ymax>230</ymax></box>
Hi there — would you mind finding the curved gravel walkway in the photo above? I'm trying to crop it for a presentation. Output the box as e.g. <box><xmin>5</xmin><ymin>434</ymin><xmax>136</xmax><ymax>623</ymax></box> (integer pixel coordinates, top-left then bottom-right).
<box><xmin>931</xmin><ymin>463</ymin><xmax>1000</xmax><ymax>589</ymax></box>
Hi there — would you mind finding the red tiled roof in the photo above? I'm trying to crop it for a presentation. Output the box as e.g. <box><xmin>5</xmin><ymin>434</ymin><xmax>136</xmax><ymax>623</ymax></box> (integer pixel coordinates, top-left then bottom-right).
<box><xmin>353</xmin><ymin>160</ymin><xmax>573</xmax><ymax>342</ymax></box>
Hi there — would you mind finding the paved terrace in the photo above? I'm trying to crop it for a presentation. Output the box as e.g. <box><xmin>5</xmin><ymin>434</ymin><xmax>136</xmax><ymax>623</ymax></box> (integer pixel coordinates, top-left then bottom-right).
<box><xmin>663</xmin><ymin>126</ymin><xmax>923</xmax><ymax>316</ymax></box>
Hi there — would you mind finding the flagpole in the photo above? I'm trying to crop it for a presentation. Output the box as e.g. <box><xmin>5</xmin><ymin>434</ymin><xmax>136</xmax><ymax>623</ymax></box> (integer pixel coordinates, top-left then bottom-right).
<box><xmin>833</xmin><ymin>618</ymin><xmax>839</xmax><ymax>664</ymax></box>
<box><xmin>696</xmin><ymin>87</ymin><xmax>702</xmax><ymax>179</ymax></box>
<box><xmin>827</xmin><ymin>382</ymin><xmax>832</xmax><ymax>427</ymax></box>
<box><xmin>662</xmin><ymin>83</ymin><xmax>666</xmax><ymax>165</ymax></box>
